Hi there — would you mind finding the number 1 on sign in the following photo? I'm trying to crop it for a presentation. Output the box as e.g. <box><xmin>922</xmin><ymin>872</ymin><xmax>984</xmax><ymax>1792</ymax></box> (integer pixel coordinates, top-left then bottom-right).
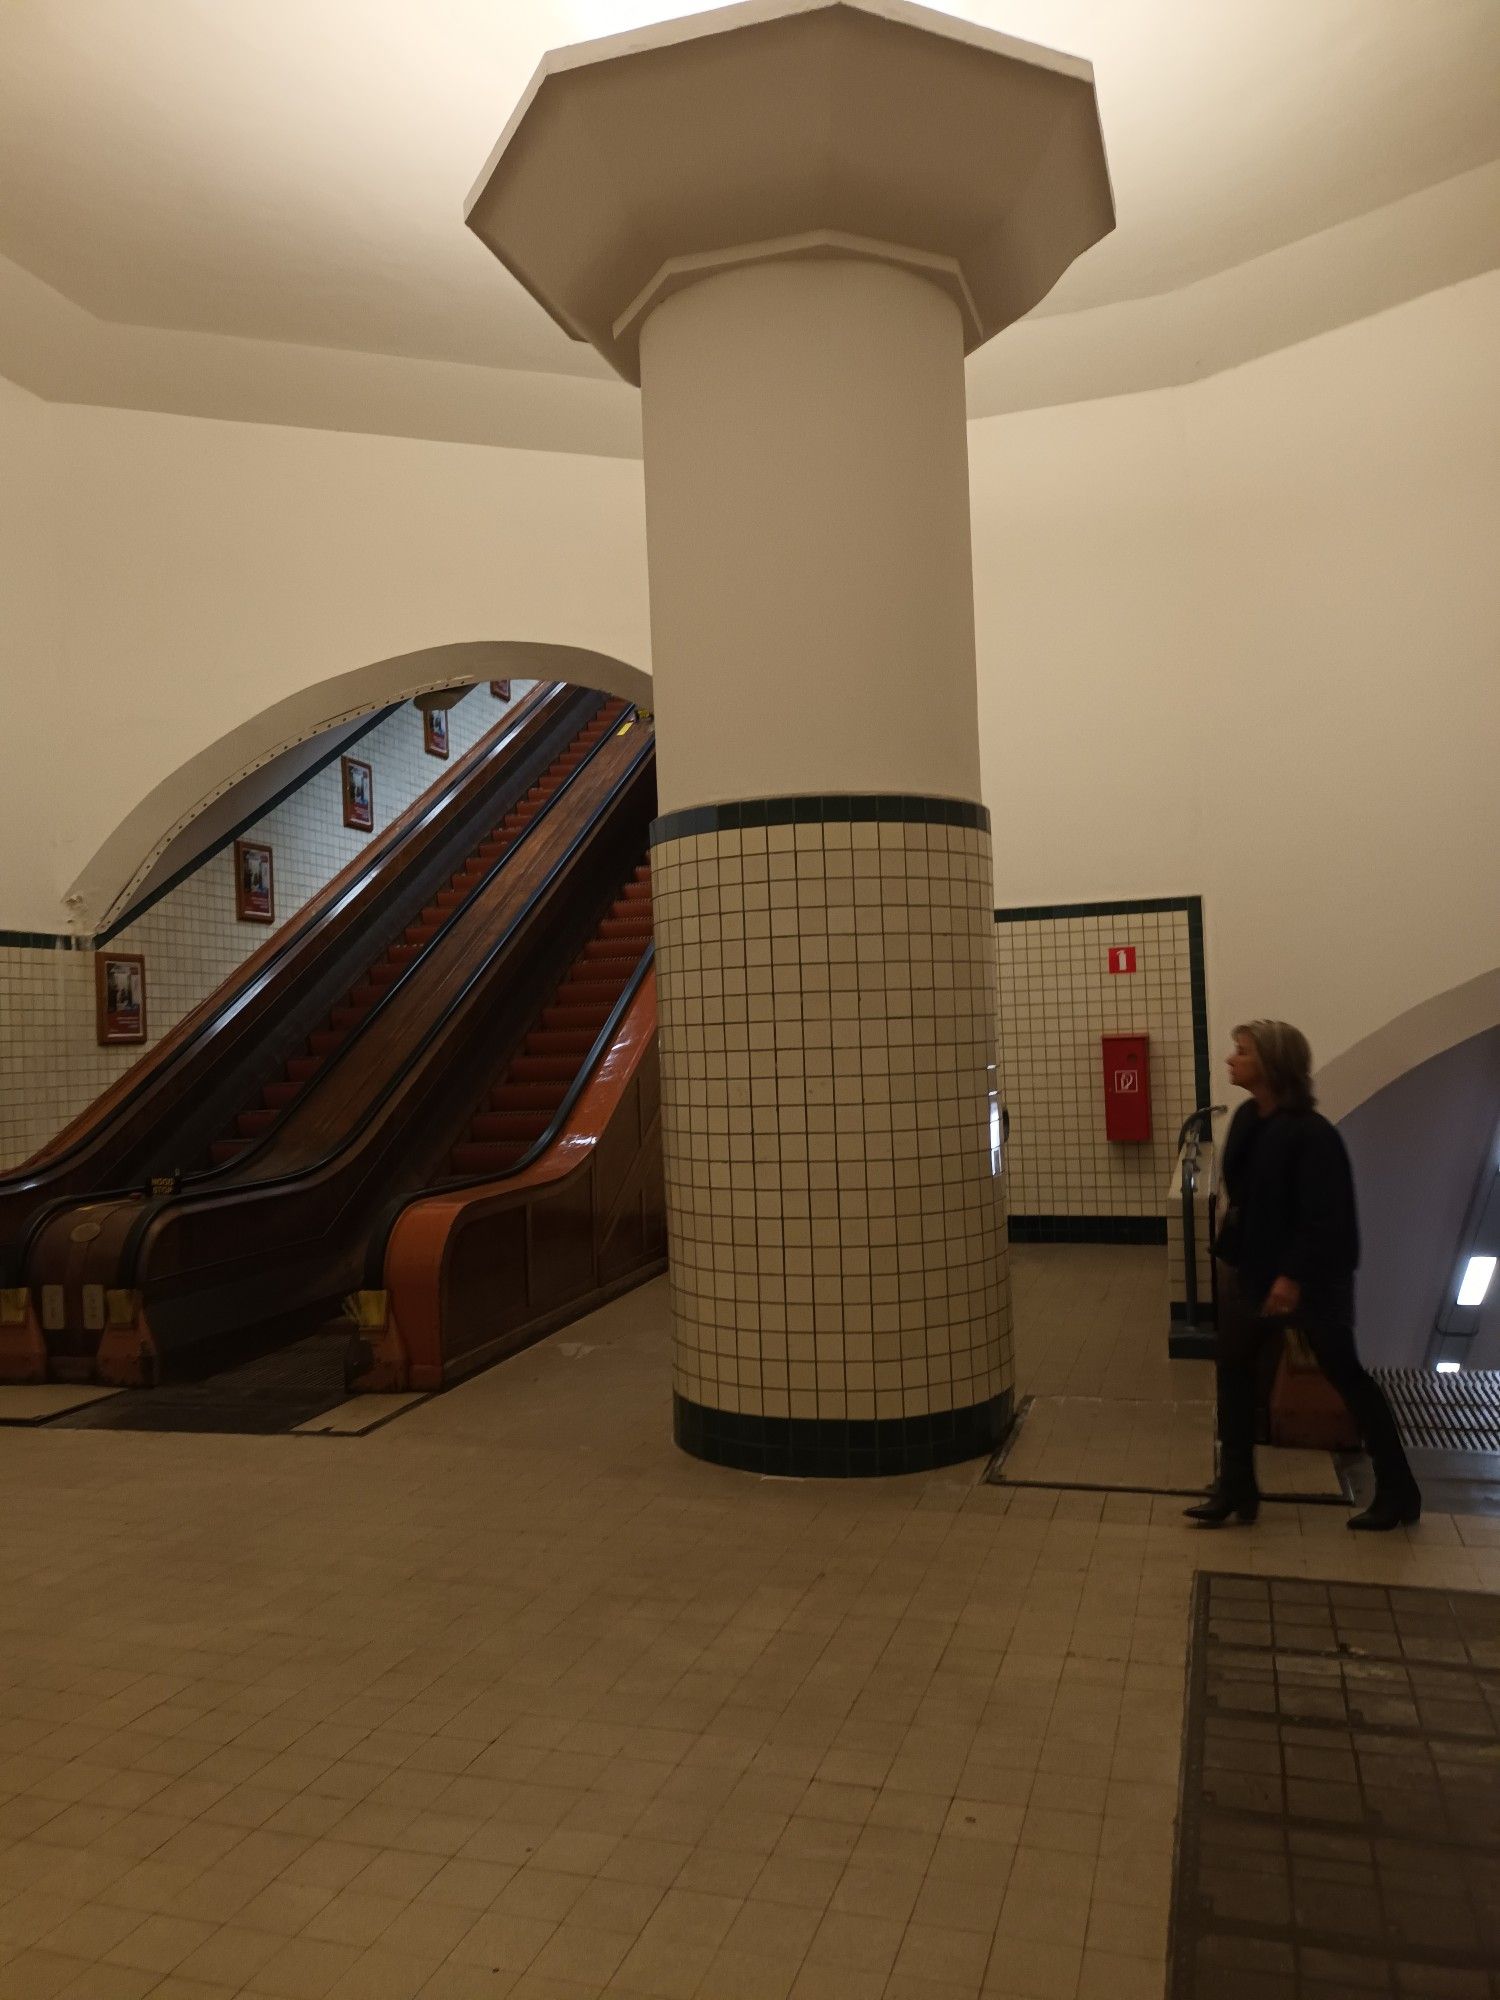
<box><xmin>1108</xmin><ymin>946</ymin><xmax>1137</xmax><ymax>974</ymax></box>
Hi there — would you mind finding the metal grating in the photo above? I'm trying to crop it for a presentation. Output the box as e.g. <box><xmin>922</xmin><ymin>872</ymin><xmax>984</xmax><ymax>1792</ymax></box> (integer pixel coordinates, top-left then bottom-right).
<box><xmin>1374</xmin><ymin>1367</ymin><xmax>1500</xmax><ymax>1453</ymax></box>
<box><xmin>54</xmin><ymin>1334</ymin><xmax>348</xmax><ymax>1435</ymax></box>
<box><xmin>1171</xmin><ymin>1572</ymin><xmax>1500</xmax><ymax>1999</ymax></box>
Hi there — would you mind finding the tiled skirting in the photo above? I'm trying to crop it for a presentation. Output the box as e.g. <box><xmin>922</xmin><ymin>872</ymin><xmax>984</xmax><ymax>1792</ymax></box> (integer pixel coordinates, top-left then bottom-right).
<box><xmin>1008</xmin><ymin>1214</ymin><xmax>1169</xmax><ymax>1245</ymax></box>
<box><xmin>651</xmin><ymin>792</ymin><xmax>1013</xmax><ymax>1477</ymax></box>
<box><xmin>674</xmin><ymin>1386</ymin><xmax>1013</xmax><ymax>1479</ymax></box>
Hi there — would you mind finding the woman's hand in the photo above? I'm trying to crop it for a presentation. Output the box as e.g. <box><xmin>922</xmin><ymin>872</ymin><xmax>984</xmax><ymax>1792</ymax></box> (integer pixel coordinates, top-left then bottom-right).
<box><xmin>1263</xmin><ymin>1275</ymin><xmax>1301</xmax><ymax>1317</ymax></box>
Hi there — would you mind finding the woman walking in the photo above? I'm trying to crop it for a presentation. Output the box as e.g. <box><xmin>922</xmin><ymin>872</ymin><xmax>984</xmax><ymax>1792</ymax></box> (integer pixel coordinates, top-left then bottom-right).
<box><xmin>1185</xmin><ymin>1020</ymin><xmax>1421</xmax><ymax>1533</ymax></box>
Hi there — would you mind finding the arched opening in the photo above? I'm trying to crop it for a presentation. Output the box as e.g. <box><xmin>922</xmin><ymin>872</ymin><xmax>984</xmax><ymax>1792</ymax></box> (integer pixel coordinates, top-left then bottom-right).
<box><xmin>1339</xmin><ymin>1024</ymin><xmax>1500</xmax><ymax>1370</ymax></box>
<box><xmin>1318</xmin><ymin>968</ymin><xmax>1500</xmax><ymax>1123</ymax></box>
<box><xmin>71</xmin><ymin>642</ymin><xmax>653</xmax><ymax>934</ymax></box>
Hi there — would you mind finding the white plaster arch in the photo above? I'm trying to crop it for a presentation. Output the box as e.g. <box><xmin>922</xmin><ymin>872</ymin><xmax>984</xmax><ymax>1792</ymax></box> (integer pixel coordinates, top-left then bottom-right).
<box><xmin>1320</xmin><ymin>967</ymin><xmax>1500</xmax><ymax>1125</ymax></box>
<box><xmin>74</xmin><ymin>640</ymin><xmax>654</xmax><ymax>935</ymax></box>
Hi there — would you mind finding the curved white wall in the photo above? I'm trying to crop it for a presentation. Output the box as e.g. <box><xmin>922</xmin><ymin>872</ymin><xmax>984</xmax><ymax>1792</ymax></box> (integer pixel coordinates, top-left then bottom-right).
<box><xmin>0</xmin><ymin>392</ymin><xmax>650</xmax><ymax>933</ymax></box>
<box><xmin>2</xmin><ymin>271</ymin><xmax>1496</xmax><ymax>1100</ymax></box>
<box><xmin>972</xmin><ymin>271</ymin><xmax>1500</xmax><ymax>1106</ymax></box>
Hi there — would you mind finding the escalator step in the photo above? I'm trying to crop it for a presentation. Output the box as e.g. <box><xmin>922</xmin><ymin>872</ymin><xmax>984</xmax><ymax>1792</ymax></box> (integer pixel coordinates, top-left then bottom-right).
<box><xmin>471</xmin><ymin>1112</ymin><xmax>551</xmax><ymax>1143</ymax></box>
<box><xmin>262</xmin><ymin>1081</ymin><xmax>302</xmax><ymax>1110</ymax></box>
<box><xmin>555</xmin><ymin>981</ymin><xmax>624</xmax><ymax>1004</ymax></box>
<box><xmin>451</xmin><ymin>1142</ymin><xmax>528</xmax><ymax>1177</ymax></box>
<box><xmin>349</xmin><ymin>984</ymin><xmax>381</xmax><ymax>1010</ymax></box>
<box><xmin>286</xmin><ymin>1056</ymin><xmax>323</xmax><ymax>1082</ymax></box>
<box><xmin>308</xmin><ymin>1029</ymin><xmax>347</xmax><ymax>1057</ymax></box>
<box><xmin>330</xmin><ymin>1004</ymin><xmax>372</xmax><ymax>1030</ymax></box>
<box><xmin>368</xmin><ymin>962</ymin><xmax>404</xmax><ymax>988</ymax></box>
<box><xmin>526</xmin><ymin>1031</ymin><xmax>596</xmax><ymax>1058</ymax></box>
<box><xmin>487</xmin><ymin>1083</ymin><xmax>559</xmax><ymax>1113</ymax></box>
<box><xmin>209</xmin><ymin>1139</ymin><xmax>251</xmax><ymax>1166</ymax></box>
<box><xmin>542</xmin><ymin>1005</ymin><xmax>612</xmax><ymax>1032</ymax></box>
<box><xmin>510</xmin><ymin>1056</ymin><xmax>578</xmax><ymax>1083</ymax></box>
<box><xmin>236</xmin><ymin>1109</ymin><xmax>278</xmax><ymax>1139</ymax></box>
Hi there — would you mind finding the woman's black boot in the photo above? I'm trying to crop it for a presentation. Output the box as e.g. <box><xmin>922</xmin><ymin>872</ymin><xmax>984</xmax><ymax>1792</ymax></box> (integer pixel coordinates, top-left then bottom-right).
<box><xmin>1183</xmin><ymin>1485</ymin><xmax>1259</xmax><ymax>1527</ymax></box>
<box><xmin>1347</xmin><ymin>1483</ymin><xmax>1422</xmax><ymax>1532</ymax></box>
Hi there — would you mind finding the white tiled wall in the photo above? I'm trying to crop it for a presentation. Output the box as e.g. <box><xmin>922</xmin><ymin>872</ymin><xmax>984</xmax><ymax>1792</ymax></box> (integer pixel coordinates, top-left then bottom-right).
<box><xmin>995</xmin><ymin>906</ymin><xmax>1202</xmax><ymax>1220</ymax></box>
<box><xmin>0</xmin><ymin>684</ymin><xmax>534</xmax><ymax>1169</ymax></box>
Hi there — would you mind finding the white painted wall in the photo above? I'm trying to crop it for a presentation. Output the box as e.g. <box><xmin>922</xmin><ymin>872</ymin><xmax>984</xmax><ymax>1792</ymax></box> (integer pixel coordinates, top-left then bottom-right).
<box><xmin>972</xmin><ymin>272</ymin><xmax>1500</xmax><ymax>1100</ymax></box>
<box><xmin>0</xmin><ymin>396</ymin><xmax>650</xmax><ymax>935</ymax></box>
<box><xmin>2</xmin><ymin>271</ymin><xmax>1496</xmax><ymax>1106</ymax></box>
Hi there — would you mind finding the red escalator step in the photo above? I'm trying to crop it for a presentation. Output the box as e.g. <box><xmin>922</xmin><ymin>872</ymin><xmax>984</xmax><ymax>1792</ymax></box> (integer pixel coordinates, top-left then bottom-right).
<box><xmin>330</xmin><ymin>1004</ymin><xmax>372</xmax><ymax>1030</ymax></box>
<box><xmin>308</xmin><ymin>1028</ymin><xmax>347</xmax><ymax>1057</ymax></box>
<box><xmin>526</xmin><ymin>1030</ymin><xmax>596</xmax><ymax>1059</ymax></box>
<box><xmin>542</xmin><ymin>1004</ymin><xmax>611</xmax><ymax>1033</ymax></box>
<box><xmin>555</xmin><ymin>980</ymin><xmax>624</xmax><ymax>1004</ymax></box>
<box><xmin>488</xmin><ymin>1083</ymin><xmax>559</xmax><ymax>1113</ymax></box>
<box><xmin>236</xmin><ymin>1109</ymin><xmax>278</xmax><ymax>1139</ymax></box>
<box><xmin>262</xmin><ymin>1081</ymin><xmax>302</xmax><ymax>1110</ymax></box>
<box><xmin>286</xmin><ymin>1056</ymin><xmax>323</xmax><ymax>1082</ymax></box>
<box><xmin>209</xmin><ymin>1139</ymin><xmax>251</xmax><ymax>1166</ymax></box>
<box><xmin>471</xmin><ymin>1112</ymin><xmax>551</xmax><ymax>1143</ymax></box>
<box><xmin>510</xmin><ymin>1056</ymin><xmax>578</xmax><ymax>1083</ymax></box>
<box><xmin>451</xmin><ymin>1141</ymin><xmax>528</xmax><ymax>1177</ymax></box>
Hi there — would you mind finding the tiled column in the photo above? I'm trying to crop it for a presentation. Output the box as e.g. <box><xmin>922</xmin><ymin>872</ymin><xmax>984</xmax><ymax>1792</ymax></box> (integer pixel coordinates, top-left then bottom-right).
<box><xmin>653</xmin><ymin>798</ymin><xmax>1011</xmax><ymax>1474</ymax></box>
<box><xmin>464</xmin><ymin>0</ymin><xmax>1113</xmax><ymax>1470</ymax></box>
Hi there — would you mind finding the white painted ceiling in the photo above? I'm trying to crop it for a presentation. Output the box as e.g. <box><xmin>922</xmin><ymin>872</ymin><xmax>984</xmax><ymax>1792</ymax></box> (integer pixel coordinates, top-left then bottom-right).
<box><xmin>1</xmin><ymin>0</ymin><xmax>1497</xmax><ymax>447</ymax></box>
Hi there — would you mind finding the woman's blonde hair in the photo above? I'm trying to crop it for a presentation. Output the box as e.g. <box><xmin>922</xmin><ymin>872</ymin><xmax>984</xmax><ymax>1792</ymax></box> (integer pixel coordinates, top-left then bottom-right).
<box><xmin>1235</xmin><ymin>1019</ymin><xmax>1316</xmax><ymax>1113</ymax></box>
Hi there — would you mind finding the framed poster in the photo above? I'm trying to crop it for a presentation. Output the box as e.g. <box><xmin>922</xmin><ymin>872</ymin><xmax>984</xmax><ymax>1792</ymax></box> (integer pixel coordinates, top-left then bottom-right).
<box><xmin>341</xmin><ymin>754</ymin><xmax>374</xmax><ymax>832</ymax></box>
<box><xmin>489</xmin><ymin>678</ymin><xmax>512</xmax><ymax>701</ymax></box>
<box><xmin>95</xmin><ymin>951</ymin><xmax>147</xmax><ymax>1047</ymax></box>
<box><xmin>233</xmin><ymin>838</ymin><xmax>275</xmax><ymax>924</ymax></box>
<box><xmin>423</xmin><ymin>707</ymin><xmax>450</xmax><ymax>759</ymax></box>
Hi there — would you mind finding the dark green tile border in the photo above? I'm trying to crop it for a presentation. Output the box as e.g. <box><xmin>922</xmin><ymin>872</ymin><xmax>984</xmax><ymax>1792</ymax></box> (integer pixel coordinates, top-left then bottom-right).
<box><xmin>0</xmin><ymin>930</ymin><xmax>93</xmax><ymax>952</ymax></box>
<box><xmin>994</xmin><ymin>892</ymin><xmax>1213</xmax><ymax>1117</ymax></box>
<box><xmin>652</xmin><ymin>792</ymin><xmax>989</xmax><ymax>847</ymax></box>
<box><xmin>674</xmin><ymin>1387</ymin><xmax>1013</xmax><ymax>1478</ymax></box>
<box><xmin>1009</xmin><ymin>1213</ymin><xmax>1169</xmax><ymax>1246</ymax></box>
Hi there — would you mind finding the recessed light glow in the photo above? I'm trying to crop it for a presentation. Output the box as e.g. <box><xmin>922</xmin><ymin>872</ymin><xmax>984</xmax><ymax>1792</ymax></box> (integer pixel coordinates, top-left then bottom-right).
<box><xmin>1436</xmin><ymin>1359</ymin><xmax>1462</xmax><ymax>1374</ymax></box>
<box><xmin>1457</xmin><ymin>1254</ymin><xmax>1497</xmax><ymax>1308</ymax></box>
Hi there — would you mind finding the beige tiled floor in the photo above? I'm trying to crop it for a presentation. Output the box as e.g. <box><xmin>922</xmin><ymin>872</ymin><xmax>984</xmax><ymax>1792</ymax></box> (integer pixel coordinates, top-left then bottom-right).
<box><xmin>2</xmin><ymin>1245</ymin><xmax>1496</xmax><ymax>2000</ymax></box>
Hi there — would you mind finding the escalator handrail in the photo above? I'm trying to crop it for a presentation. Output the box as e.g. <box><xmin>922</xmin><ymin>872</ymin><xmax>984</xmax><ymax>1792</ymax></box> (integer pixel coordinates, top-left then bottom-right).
<box><xmin>7</xmin><ymin>689</ymin><xmax>621</xmax><ymax>1289</ymax></box>
<box><xmin>0</xmin><ymin>681</ymin><xmax>567</xmax><ymax>1199</ymax></box>
<box><xmin>113</xmin><ymin>725</ymin><xmax>656</xmax><ymax>1288</ymax></box>
<box><xmin>360</xmin><ymin>937</ymin><xmax>656</xmax><ymax>1286</ymax></box>
<box><xmin>151</xmin><ymin>691</ymin><xmax>635</xmax><ymax>1193</ymax></box>
<box><xmin>12</xmin><ymin>693</ymin><xmax>626</xmax><ymax>1283</ymax></box>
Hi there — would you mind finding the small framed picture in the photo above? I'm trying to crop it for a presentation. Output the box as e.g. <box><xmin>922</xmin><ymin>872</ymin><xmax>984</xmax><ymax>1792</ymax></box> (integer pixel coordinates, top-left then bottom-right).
<box><xmin>234</xmin><ymin>838</ymin><xmax>275</xmax><ymax>924</ymax></box>
<box><xmin>490</xmin><ymin>678</ymin><xmax>512</xmax><ymax>701</ymax></box>
<box><xmin>96</xmin><ymin>951</ymin><xmax>147</xmax><ymax>1047</ymax></box>
<box><xmin>342</xmin><ymin>755</ymin><xmax>374</xmax><ymax>832</ymax></box>
<box><xmin>423</xmin><ymin>707</ymin><xmax>450</xmax><ymax>759</ymax></box>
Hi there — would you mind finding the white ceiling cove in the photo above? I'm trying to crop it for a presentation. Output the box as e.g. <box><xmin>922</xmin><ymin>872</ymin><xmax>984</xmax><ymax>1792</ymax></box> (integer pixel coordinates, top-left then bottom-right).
<box><xmin>1</xmin><ymin>0</ymin><xmax>1496</xmax><ymax>452</ymax></box>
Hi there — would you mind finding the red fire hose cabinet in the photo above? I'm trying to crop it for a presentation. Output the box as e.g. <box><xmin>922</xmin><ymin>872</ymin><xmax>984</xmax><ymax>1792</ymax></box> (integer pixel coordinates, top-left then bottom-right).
<box><xmin>1101</xmin><ymin>1033</ymin><xmax>1151</xmax><ymax>1142</ymax></box>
